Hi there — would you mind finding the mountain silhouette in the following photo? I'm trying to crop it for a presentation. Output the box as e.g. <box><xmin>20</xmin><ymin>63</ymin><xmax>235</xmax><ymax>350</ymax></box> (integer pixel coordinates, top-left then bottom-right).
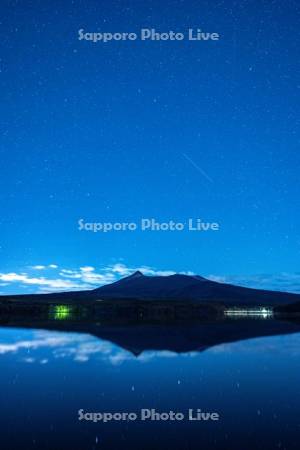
<box><xmin>1</xmin><ymin>317</ymin><xmax>300</xmax><ymax>355</ymax></box>
<box><xmin>91</xmin><ymin>271</ymin><xmax>300</xmax><ymax>306</ymax></box>
<box><xmin>1</xmin><ymin>271</ymin><xmax>300</xmax><ymax>354</ymax></box>
<box><xmin>1</xmin><ymin>271</ymin><xmax>300</xmax><ymax>308</ymax></box>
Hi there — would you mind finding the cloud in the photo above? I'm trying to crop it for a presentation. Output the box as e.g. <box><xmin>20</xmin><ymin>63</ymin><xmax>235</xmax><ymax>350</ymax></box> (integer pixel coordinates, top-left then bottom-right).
<box><xmin>0</xmin><ymin>262</ymin><xmax>181</xmax><ymax>294</ymax></box>
<box><xmin>109</xmin><ymin>263</ymin><xmax>132</xmax><ymax>276</ymax></box>
<box><xmin>0</xmin><ymin>272</ymin><xmax>91</xmax><ymax>291</ymax></box>
<box><xmin>0</xmin><ymin>264</ymin><xmax>124</xmax><ymax>294</ymax></box>
<box><xmin>79</xmin><ymin>266</ymin><xmax>95</xmax><ymax>272</ymax></box>
<box><xmin>1</xmin><ymin>262</ymin><xmax>300</xmax><ymax>295</ymax></box>
<box><xmin>207</xmin><ymin>272</ymin><xmax>300</xmax><ymax>294</ymax></box>
<box><xmin>59</xmin><ymin>269</ymin><xmax>82</xmax><ymax>279</ymax></box>
<box><xmin>0</xmin><ymin>330</ymin><xmax>137</xmax><ymax>365</ymax></box>
<box><xmin>0</xmin><ymin>329</ymin><xmax>197</xmax><ymax>365</ymax></box>
<box><xmin>31</xmin><ymin>264</ymin><xmax>58</xmax><ymax>270</ymax></box>
<box><xmin>60</xmin><ymin>267</ymin><xmax>116</xmax><ymax>286</ymax></box>
<box><xmin>107</xmin><ymin>263</ymin><xmax>194</xmax><ymax>278</ymax></box>
<box><xmin>2</xmin><ymin>326</ymin><xmax>300</xmax><ymax>366</ymax></box>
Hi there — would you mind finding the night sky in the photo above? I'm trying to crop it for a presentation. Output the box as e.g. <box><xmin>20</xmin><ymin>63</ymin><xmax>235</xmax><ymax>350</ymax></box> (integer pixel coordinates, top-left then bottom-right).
<box><xmin>1</xmin><ymin>0</ymin><xmax>300</xmax><ymax>294</ymax></box>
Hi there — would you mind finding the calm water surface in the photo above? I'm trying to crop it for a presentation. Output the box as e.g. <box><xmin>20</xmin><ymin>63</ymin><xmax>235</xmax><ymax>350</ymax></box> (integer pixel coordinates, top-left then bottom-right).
<box><xmin>0</xmin><ymin>323</ymin><xmax>300</xmax><ymax>450</ymax></box>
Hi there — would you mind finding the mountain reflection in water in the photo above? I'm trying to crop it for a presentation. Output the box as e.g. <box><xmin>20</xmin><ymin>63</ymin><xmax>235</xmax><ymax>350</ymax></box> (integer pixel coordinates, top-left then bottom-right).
<box><xmin>1</xmin><ymin>312</ymin><xmax>300</xmax><ymax>356</ymax></box>
<box><xmin>1</xmin><ymin>315</ymin><xmax>300</xmax><ymax>450</ymax></box>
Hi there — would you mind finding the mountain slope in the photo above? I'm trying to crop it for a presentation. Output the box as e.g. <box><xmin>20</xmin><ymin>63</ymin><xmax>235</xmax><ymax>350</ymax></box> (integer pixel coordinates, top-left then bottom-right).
<box><xmin>93</xmin><ymin>271</ymin><xmax>300</xmax><ymax>306</ymax></box>
<box><xmin>1</xmin><ymin>271</ymin><xmax>300</xmax><ymax>307</ymax></box>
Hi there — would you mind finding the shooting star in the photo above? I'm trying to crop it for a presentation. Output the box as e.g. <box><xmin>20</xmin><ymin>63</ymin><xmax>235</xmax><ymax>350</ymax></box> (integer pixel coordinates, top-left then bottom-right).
<box><xmin>182</xmin><ymin>153</ymin><xmax>214</xmax><ymax>183</ymax></box>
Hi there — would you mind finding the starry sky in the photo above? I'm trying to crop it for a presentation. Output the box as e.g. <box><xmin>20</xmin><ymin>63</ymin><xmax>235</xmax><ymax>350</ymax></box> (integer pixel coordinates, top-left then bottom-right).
<box><xmin>1</xmin><ymin>0</ymin><xmax>300</xmax><ymax>294</ymax></box>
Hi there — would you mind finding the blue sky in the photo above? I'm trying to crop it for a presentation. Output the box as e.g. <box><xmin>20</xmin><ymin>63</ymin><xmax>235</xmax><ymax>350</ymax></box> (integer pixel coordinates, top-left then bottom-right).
<box><xmin>1</xmin><ymin>0</ymin><xmax>300</xmax><ymax>294</ymax></box>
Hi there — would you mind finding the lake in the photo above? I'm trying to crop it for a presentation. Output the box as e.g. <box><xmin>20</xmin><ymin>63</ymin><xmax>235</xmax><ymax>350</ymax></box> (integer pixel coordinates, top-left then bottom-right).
<box><xmin>0</xmin><ymin>318</ymin><xmax>300</xmax><ymax>449</ymax></box>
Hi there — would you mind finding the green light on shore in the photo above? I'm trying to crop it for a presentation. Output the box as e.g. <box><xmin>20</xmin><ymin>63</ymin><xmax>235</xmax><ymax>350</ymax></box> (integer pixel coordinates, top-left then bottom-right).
<box><xmin>53</xmin><ymin>305</ymin><xmax>72</xmax><ymax>320</ymax></box>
